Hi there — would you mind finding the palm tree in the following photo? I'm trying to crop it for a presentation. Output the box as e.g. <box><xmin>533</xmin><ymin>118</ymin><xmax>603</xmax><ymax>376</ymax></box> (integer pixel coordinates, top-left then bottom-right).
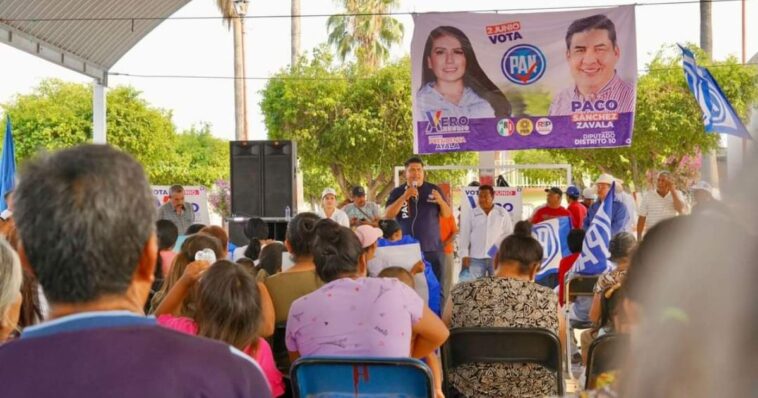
<box><xmin>216</xmin><ymin>0</ymin><xmax>248</xmax><ymax>141</ymax></box>
<box><xmin>699</xmin><ymin>0</ymin><xmax>712</xmax><ymax>58</ymax></box>
<box><xmin>327</xmin><ymin>0</ymin><xmax>404</xmax><ymax>70</ymax></box>
<box><xmin>291</xmin><ymin>0</ymin><xmax>301</xmax><ymax>67</ymax></box>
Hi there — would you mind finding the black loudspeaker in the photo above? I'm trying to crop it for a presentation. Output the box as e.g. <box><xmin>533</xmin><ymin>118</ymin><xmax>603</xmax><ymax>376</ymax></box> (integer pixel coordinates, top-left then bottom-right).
<box><xmin>230</xmin><ymin>140</ymin><xmax>296</xmax><ymax>218</ymax></box>
<box><xmin>229</xmin><ymin>140</ymin><xmax>296</xmax><ymax>246</ymax></box>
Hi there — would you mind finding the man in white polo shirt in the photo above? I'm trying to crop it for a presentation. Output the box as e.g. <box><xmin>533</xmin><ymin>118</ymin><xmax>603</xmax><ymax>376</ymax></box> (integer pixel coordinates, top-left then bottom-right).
<box><xmin>637</xmin><ymin>171</ymin><xmax>687</xmax><ymax>240</ymax></box>
<box><xmin>458</xmin><ymin>185</ymin><xmax>513</xmax><ymax>279</ymax></box>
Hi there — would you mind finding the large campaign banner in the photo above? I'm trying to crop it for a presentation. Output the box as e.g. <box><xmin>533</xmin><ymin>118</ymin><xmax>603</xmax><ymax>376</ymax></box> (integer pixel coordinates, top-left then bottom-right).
<box><xmin>152</xmin><ymin>185</ymin><xmax>210</xmax><ymax>225</ymax></box>
<box><xmin>411</xmin><ymin>6</ymin><xmax>637</xmax><ymax>153</ymax></box>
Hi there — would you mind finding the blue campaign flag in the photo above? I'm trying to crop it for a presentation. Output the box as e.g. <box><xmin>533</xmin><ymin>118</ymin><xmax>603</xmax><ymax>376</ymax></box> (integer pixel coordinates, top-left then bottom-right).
<box><xmin>573</xmin><ymin>182</ymin><xmax>615</xmax><ymax>275</ymax></box>
<box><xmin>531</xmin><ymin>216</ymin><xmax>572</xmax><ymax>280</ymax></box>
<box><xmin>0</xmin><ymin>116</ymin><xmax>16</xmax><ymax>212</ymax></box>
<box><xmin>679</xmin><ymin>44</ymin><xmax>751</xmax><ymax>139</ymax></box>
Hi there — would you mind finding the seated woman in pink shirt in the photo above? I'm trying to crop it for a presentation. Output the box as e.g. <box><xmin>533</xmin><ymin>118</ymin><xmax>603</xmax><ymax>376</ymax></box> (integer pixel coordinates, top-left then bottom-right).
<box><xmin>154</xmin><ymin>260</ymin><xmax>285</xmax><ymax>397</ymax></box>
<box><xmin>285</xmin><ymin>219</ymin><xmax>449</xmax><ymax>362</ymax></box>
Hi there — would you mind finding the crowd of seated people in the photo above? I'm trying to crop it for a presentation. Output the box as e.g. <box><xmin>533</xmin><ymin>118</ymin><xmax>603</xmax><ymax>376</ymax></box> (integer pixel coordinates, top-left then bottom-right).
<box><xmin>0</xmin><ymin>143</ymin><xmax>754</xmax><ymax>398</ymax></box>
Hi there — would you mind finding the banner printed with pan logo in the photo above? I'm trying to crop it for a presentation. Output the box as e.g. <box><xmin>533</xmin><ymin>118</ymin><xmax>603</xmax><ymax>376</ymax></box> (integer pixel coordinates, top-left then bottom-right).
<box><xmin>411</xmin><ymin>6</ymin><xmax>637</xmax><ymax>154</ymax></box>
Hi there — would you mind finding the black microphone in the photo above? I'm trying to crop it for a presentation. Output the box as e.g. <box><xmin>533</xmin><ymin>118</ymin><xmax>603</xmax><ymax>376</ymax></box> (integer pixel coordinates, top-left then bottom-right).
<box><xmin>410</xmin><ymin>181</ymin><xmax>418</xmax><ymax>203</ymax></box>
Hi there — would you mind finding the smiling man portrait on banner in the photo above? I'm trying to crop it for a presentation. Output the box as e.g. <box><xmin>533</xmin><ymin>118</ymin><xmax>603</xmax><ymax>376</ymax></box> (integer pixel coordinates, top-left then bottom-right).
<box><xmin>548</xmin><ymin>14</ymin><xmax>636</xmax><ymax>116</ymax></box>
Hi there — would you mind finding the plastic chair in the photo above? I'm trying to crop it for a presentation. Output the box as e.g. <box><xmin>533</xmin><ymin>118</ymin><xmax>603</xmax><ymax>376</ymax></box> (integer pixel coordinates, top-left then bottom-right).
<box><xmin>564</xmin><ymin>275</ymin><xmax>599</xmax><ymax>312</ymax></box>
<box><xmin>442</xmin><ymin>327</ymin><xmax>564</xmax><ymax>395</ymax></box>
<box><xmin>585</xmin><ymin>333</ymin><xmax>628</xmax><ymax>390</ymax></box>
<box><xmin>563</xmin><ymin>275</ymin><xmax>599</xmax><ymax>380</ymax></box>
<box><xmin>290</xmin><ymin>356</ymin><xmax>434</xmax><ymax>398</ymax></box>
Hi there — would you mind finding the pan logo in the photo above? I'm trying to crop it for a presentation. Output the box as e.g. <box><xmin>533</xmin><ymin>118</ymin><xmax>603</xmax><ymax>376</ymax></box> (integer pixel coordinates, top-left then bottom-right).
<box><xmin>501</xmin><ymin>44</ymin><xmax>546</xmax><ymax>85</ymax></box>
<box><xmin>533</xmin><ymin>222</ymin><xmax>559</xmax><ymax>271</ymax></box>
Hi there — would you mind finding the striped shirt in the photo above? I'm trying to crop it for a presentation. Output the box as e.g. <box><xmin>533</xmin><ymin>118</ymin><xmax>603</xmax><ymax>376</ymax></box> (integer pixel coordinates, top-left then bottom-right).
<box><xmin>638</xmin><ymin>190</ymin><xmax>685</xmax><ymax>232</ymax></box>
<box><xmin>548</xmin><ymin>72</ymin><xmax>636</xmax><ymax>116</ymax></box>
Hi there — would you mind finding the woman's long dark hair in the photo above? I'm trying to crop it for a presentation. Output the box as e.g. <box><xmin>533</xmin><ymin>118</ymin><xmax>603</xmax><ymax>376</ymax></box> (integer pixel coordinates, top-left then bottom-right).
<box><xmin>312</xmin><ymin>219</ymin><xmax>363</xmax><ymax>283</ymax></box>
<box><xmin>285</xmin><ymin>212</ymin><xmax>321</xmax><ymax>260</ymax></box>
<box><xmin>243</xmin><ymin>218</ymin><xmax>269</xmax><ymax>261</ymax></box>
<box><xmin>420</xmin><ymin>26</ymin><xmax>511</xmax><ymax>117</ymax></box>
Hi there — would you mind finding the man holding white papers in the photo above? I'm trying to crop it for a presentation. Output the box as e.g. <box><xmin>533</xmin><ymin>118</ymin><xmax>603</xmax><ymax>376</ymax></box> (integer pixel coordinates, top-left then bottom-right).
<box><xmin>458</xmin><ymin>185</ymin><xmax>514</xmax><ymax>279</ymax></box>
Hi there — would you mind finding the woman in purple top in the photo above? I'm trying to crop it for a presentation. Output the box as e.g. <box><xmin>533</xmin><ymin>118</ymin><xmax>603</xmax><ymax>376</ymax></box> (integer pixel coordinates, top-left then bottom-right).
<box><xmin>286</xmin><ymin>219</ymin><xmax>449</xmax><ymax>361</ymax></box>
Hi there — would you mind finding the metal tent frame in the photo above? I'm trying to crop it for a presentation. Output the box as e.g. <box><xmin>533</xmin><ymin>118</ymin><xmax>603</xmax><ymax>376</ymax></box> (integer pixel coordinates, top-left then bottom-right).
<box><xmin>0</xmin><ymin>0</ymin><xmax>191</xmax><ymax>143</ymax></box>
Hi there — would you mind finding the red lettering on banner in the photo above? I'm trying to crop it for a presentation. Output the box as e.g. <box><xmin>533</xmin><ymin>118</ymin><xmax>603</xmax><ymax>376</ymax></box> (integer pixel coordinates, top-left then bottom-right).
<box><xmin>485</xmin><ymin>21</ymin><xmax>521</xmax><ymax>36</ymax></box>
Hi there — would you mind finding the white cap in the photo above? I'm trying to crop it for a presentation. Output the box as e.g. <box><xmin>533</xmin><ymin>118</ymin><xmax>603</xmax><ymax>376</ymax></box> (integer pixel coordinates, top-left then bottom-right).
<box><xmin>582</xmin><ymin>187</ymin><xmax>597</xmax><ymax>200</ymax></box>
<box><xmin>595</xmin><ymin>173</ymin><xmax>615</xmax><ymax>185</ymax></box>
<box><xmin>691</xmin><ymin>180</ymin><xmax>712</xmax><ymax>193</ymax></box>
<box><xmin>321</xmin><ymin>187</ymin><xmax>337</xmax><ymax>199</ymax></box>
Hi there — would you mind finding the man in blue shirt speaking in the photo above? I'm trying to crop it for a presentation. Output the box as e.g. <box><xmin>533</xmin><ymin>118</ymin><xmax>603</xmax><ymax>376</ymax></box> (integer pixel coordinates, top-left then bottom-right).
<box><xmin>385</xmin><ymin>156</ymin><xmax>452</xmax><ymax>289</ymax></box>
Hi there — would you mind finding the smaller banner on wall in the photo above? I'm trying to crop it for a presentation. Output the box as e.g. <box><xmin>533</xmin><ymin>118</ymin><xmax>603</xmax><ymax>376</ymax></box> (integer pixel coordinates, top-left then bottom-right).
<box><xmin>460</xmin><ymin>186</ymin><xmax>523</xmax><ymax>225</ymax></box>
<box><xmin>152</xmin><ymin>185</ymin><xmax>210</xmax><ymax>225</ymax></box>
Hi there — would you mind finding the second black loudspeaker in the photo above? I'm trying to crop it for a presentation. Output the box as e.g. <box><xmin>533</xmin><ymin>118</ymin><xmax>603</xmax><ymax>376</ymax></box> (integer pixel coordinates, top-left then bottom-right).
<box><xmin>230</xmin><ymin>140</ymin><xmax>296</xmax><ymax>218</ymax></box>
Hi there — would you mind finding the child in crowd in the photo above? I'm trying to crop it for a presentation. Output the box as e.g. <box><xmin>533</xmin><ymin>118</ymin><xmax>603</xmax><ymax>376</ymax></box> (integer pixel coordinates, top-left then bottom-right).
<box><xmin>150</xmin><ymin>233</ymin><xmax>225</xmax><ymax>316</ymax></box>
<box><xmin>378</xmin><ymin>267</ymin><xmax>444</xmax><ymax>398</ymax></box>
<box><xmin>199</xmin><ymin>225</ymin><xmax>232</xmax><ymax>258</ymax></box>
<box><xmin>150</xmin><ymin>230</ymin><xmax>274</xmax><ymax>337</ymax></box>
<box><xmin>185</xmin><ymin>223</ymin><xmax>206</xmax><ymax>235</ymax></box>
<box><xmin>154</xmin><ymin>260</ymin><xmax>285</xmax><ymax>396</ymax></box>
<box><xmin>156</xmin><ymin>220</ymin><xmax>179</xmax><ymax>278</ymax></box>
<box><xmin>285</xmin><ymin>219</ymin><xmax>448</xmax><ymax>362</ymax></box>
<box><xmin>375</xmin><ymin>219</ymin><xmax>442</xmax><ymax>316</ymax></box>
<box><xmin>255</xmin><ymin>242</ymin><xmax>285</xmax><ymax>281</ymax></box>
<box><xmin>148</xmin><ymin>220</ymin><xmax>179</xmax><ymax>313</ymax></box>
<box><xmin>354</xmin><ymin>224</ymin><xmax>382</xmax><ymax>262</ymax></box>
<box><xmin>235</xmin><ymin>257</ymin><xmax>257</xmax><ymax>274</ymax></box>
<box><xmin>232</xmin><ymin>217</ymin><xmax>273</xmax><ymax>262</ymax></box>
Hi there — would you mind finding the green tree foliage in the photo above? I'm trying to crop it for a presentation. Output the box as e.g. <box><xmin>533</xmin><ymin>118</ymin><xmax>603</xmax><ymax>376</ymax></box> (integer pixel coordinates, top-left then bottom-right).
<box><xmin>172</xmin><ymin>123</ymin><xmax>230</xmax><ymax>187</ymax></box>
<box><xmin>260</xmin><ymin>49</ymin><xmax>475</xmax><ymax>204</ymax></box>
<box><xmin>511</xmin><ymin>150</ymin><xmax>568</xmax><ymax>184</ymax></box>
<box><xmin>327</xmin><ymin>0</ymin><xmax>404</xmax><ymax>70</ymax></box>
<box><xmin>515</xmin><ymin>45</ymin><xmax>757</xmax><ymax>190</ymax></box>
<box><xmin>1</xmin><ymin>79</ymin><xmax>228</xmax><ymax>186</ymax></box>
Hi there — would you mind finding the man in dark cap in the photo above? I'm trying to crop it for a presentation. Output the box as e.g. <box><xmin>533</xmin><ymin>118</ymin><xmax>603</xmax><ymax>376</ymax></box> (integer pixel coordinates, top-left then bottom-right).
<box><xmin>344</xmin><ymin>185</ymin><xmax>381</xmax><ymax>227</ymax></box>
<box><xmin>531</xmin><ymin>186</ymin><xmax>572</xmax><ymax>224</ymax></box>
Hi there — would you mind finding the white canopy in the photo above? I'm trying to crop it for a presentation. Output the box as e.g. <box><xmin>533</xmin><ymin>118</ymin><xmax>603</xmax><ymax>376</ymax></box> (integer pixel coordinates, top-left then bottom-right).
<box><xmin>0</xmin><ymin>0</ymin><xmax>191</xmax><ymax>142</ymax></box>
